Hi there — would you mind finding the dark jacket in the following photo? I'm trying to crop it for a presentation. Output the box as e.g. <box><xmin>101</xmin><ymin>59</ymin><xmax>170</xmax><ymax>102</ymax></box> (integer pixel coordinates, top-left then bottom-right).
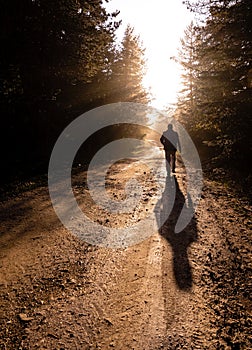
<box><xmin>160</xmin><ymin>129</ymin><xmax>180</xmax><ymax>152</ymax></box>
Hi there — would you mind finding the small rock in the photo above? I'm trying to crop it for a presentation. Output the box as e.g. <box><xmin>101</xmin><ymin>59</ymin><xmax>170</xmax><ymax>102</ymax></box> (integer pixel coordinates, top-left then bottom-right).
<box><xmin>104</xmin><ymin>317</ymin><xmax>113</xmax><ymax>326</ymax></box>
<box><xmin>19</xmin><ymin>313</ymin><xmax>34</xmax><ymax>322</ymax></box>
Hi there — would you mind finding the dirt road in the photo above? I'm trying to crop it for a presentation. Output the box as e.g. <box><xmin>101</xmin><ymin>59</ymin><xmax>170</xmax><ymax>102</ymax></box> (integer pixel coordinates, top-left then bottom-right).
<box><xmin>0</xmin><ymin>161</ymin><xmax>251</xmax><ymax>349</ymax></box>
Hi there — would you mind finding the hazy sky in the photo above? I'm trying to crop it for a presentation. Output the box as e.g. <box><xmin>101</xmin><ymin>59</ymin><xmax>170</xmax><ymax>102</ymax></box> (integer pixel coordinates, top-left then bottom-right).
<box><xmin>105</xmin><ymin>0</ymin><xmax>194</xmax><ymax>110</ymax></box>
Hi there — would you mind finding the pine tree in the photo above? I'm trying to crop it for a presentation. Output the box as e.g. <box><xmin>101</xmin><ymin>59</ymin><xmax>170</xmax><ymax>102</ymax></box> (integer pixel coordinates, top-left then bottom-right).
<box><xmin>0</xmin><ymin>0</ymin><xmax>120</xmax><ymax>182</ymax></box>
<box><xmin>178</xmin><ymin>0</ymin><xmax>252</xmax><ymax>167</ymax></box>
<box><xmin>176</xmin><ymin>22</ymin><xmax>200</xmax><ymax>130</ymax></box>
<box><xmin>107</xmin><ymin>25</ymin><xmax>150</xmax><ymax>104</ymax></box>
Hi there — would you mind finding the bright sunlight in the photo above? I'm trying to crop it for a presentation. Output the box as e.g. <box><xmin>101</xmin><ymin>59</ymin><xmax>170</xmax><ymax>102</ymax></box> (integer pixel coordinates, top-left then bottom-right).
<box><xmin>105</xmin><ymin>0</ymin><xmax>194</xmax><ymax>110</ymax></box>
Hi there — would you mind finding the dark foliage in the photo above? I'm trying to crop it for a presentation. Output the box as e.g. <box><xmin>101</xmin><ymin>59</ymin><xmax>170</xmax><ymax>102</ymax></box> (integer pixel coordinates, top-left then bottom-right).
<box><xmin>177</xmin><ymin>0</ymin><xmax>252</xmax><ymax>180</ymax></box>
<box><xmin>0</xmin><ymin>1</ymin><xmax>149</xmax><ymax>184</ymax></box>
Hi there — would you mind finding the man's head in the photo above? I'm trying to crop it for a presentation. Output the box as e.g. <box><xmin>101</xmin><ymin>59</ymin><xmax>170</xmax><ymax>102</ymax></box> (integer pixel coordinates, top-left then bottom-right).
<box><xmin>168</xmin><ymin>123</ymin><xmax>173</xmax><ymax>130</ymax></box>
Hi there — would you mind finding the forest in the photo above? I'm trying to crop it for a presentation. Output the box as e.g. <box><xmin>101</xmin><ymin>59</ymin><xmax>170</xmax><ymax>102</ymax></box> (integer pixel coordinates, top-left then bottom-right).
<box><xmin>176</xmin><ymin>0</ymin><xmax>251</xmax><ymax>190</ymax></box>
<box><xmin>0</xmin><ymin>0</ymin><xmax>251</xmax><ymax>192</ymax></box>
<box><xmin>0</xmin><ymin>2</ymin><xmax>251</xmax><ymax>348</ymax></box>
<box><xmin>0</xmin><ymin>0</ymin><xmax>149</xmax><ymax>185</ymax></box>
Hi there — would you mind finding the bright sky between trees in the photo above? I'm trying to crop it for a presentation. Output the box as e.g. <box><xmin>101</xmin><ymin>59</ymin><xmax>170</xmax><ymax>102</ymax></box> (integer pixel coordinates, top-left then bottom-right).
<box><xmin>105</xmin><ymin>0</ymin><xmax>194</xmax><ymax>110</ymax></box>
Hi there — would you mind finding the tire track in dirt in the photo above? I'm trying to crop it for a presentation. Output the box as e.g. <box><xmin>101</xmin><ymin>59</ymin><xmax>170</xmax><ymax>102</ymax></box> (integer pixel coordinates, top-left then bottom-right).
<box><xmin>1</xmin><ymin>161</ymin><xmax>251</xmax><ymax>349</ymax></box>
<box><xmin>140</xmin><ymin>233</ymin><xmax>169</xmax><ymax>349</ymax></box>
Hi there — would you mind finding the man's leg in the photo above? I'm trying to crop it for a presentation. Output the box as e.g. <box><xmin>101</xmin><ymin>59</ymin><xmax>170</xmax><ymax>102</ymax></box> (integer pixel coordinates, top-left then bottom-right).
<box><xmin>171</xmin><ymin>151</ymin><xmax>176</xmax><ymax>172</ymax></box>
<box><xmin>165</xmin><ymin>151</ymin><xmax>172</xmax><ymax>173</ymax></box>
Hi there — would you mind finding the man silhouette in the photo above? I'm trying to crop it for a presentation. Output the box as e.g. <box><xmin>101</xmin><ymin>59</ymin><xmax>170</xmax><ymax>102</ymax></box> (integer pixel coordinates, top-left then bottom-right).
<box><xmin>160</xmin><ymin>123</ymin><xmax>181</xmax><ymax>173</ymax></box>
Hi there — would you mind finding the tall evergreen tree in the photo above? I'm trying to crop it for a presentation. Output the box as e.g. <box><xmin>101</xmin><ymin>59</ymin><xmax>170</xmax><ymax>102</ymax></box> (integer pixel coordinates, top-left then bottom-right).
<box><xmin>0</xmin><ymin>0</ymin><xmax>120</xmax><ymax>182</ymax></box>
<box><xmin>176</xmin><ymin>22</ymin><xmax>200</xmax><ymax>130</ymax></box>
<box><xmin>107</xmin><ymin>25</ymin><xmax>150</xmax><ymax>104</ymax></box>
<box><xmin>177</xmin><ymin>0</ymin><xmax>252</xmax><ymax>168</ymax></box>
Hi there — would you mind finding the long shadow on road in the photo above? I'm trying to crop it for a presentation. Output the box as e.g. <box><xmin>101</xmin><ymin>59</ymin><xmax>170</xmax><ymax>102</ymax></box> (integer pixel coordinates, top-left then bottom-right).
<box><xmin>157</xmin><ymin>174</ymin><xmax>198</xmax><ymax>291</ymax></box>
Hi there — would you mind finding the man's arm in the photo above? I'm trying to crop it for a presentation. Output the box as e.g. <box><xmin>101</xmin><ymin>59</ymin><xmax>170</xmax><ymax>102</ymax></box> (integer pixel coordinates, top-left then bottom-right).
<box><xmin>160</xmin><ymin>135</ymin><xmax>166</xmax><ymax>146</ymax></box>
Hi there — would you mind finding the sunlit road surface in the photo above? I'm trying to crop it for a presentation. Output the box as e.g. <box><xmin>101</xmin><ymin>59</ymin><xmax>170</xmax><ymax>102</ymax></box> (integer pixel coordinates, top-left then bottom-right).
<box><xmin>83</xmin><ymin>145</ymin><xmax>170</xmax><ymax>348</ymax></box>
<box><xmin>47</xmin><ymin>142</ymin><xmax>209</xmax><ymax>349</ymax></box>
<box><xmin>65</xmin><ymin>145</ymin><xmax>210</xmax><ymax>349</ymax></box>
<box><xmin>1</xmin><ymin>143</ymin><xmax>250</xmax><ymax>349</ymax></box>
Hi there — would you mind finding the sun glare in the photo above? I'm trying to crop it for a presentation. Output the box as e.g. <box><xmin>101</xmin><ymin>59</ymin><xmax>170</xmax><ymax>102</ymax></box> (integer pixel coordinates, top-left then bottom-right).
<box><xmin>105</xmin><ymin>0</ymin><xmax>194</xmax><ymax>110</ymax></box>
<box><xmin>143</xmin><ymin>55</ymin><xmax>182</xmax><ymax>110</ymax></box>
